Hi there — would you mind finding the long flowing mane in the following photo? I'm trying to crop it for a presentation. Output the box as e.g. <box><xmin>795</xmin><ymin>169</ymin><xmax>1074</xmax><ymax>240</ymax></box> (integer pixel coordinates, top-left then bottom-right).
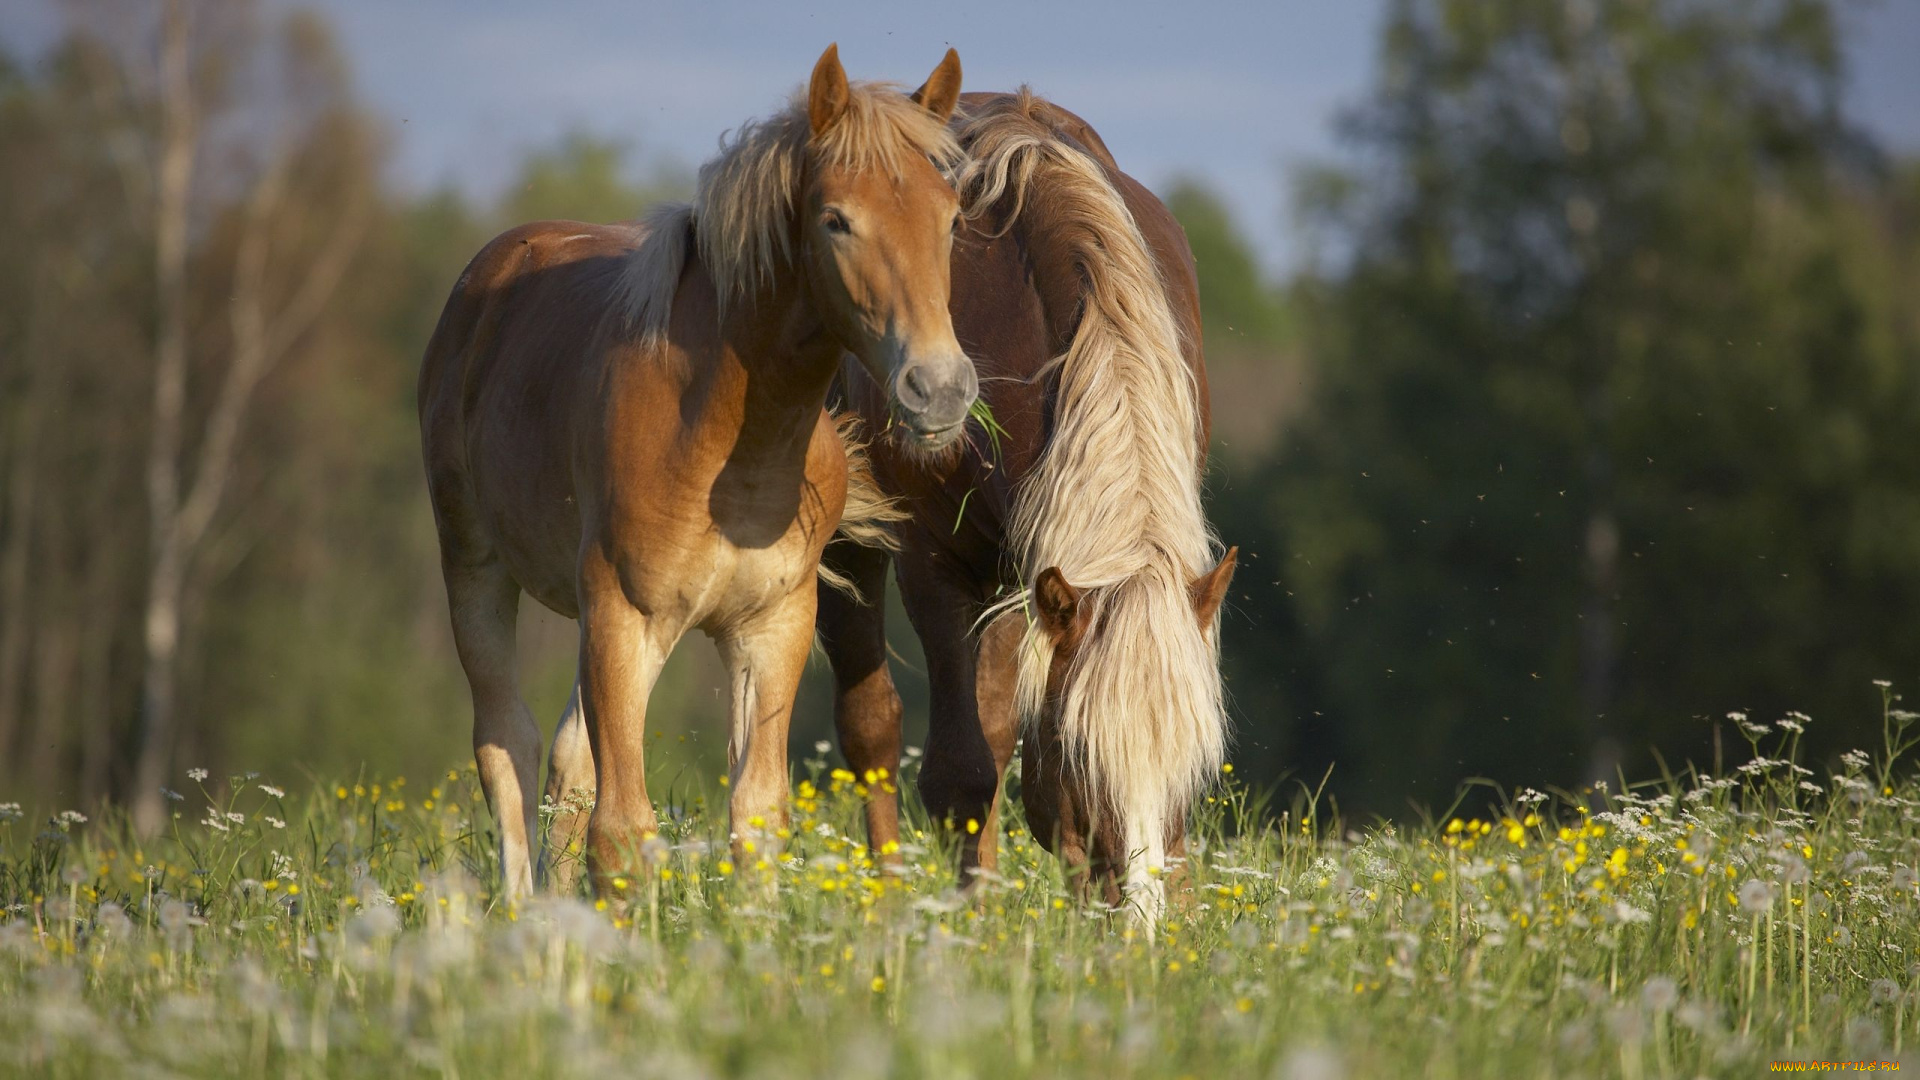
<box><xmin>621</xmin><ymin>82</ymin><xmax>964</xmax><ymax>341</ymax></box>
<box><xmin>962</xmin><ymin>92</ymin><xmax>1224</xmax><ymax>894</ymax></box>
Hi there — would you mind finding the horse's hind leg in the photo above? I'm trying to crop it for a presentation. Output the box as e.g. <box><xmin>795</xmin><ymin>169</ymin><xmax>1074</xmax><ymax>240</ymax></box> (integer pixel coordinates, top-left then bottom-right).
<box><xmin>442</xmin><ymin>559</ymin><xmax>543</xmax><ymax>900</ymax></box>
<box><xmin>817</xmin><ymin>542</ymin><xmax>905</xmax><ymax>865</ymax></box>
<box><xmin>538</xmin><ymin>677</ymin><xmax>594</xmax><ymax>892</ymax></box>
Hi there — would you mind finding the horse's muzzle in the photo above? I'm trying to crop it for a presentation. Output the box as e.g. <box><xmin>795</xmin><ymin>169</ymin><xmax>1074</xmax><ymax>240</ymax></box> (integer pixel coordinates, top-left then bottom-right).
<box><xmin>892</xmin><ymin>353</ymin><xmax>977</xmax><ymax>448</ymax></box>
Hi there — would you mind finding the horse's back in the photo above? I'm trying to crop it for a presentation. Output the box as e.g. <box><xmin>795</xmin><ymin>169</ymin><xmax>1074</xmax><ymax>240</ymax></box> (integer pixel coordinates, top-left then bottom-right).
<box><xmin>418</xmin><ymin>220</ymin><xmax>646</xmax><ymax>613</ymax></box>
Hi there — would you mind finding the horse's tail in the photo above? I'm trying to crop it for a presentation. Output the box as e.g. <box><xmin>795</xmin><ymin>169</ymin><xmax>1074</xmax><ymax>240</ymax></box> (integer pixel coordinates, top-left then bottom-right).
<box><xmin>818</xmin><ymin>412</ymin><xmax>905</xmax><ymax>600</ymax></box>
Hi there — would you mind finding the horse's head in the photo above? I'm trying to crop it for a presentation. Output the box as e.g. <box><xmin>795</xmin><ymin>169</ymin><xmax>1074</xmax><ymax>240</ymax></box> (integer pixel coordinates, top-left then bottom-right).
<box><xmin>801</xmin><ymin>45</ymin><xmax>977</xmax><ymax>452</ymax></box>
<box><xmin>1018</xmin><ymin>547</ymin><xmax>1238</xmax><ymax>921</ymax></box>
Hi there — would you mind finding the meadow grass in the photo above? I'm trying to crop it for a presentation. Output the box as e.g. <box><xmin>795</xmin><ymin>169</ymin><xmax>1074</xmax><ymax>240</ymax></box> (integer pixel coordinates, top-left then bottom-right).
<box><xmin>5</xmin><ymin>692</ymin><xmax>1920</xmax><ymax>1078</ymax></box>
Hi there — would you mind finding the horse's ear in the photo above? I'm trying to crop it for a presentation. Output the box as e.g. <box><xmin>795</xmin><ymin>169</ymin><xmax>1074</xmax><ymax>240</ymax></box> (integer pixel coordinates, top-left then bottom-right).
<box><xmin>809</xmin><ymin>43</ymin><xmax>851</xmax><ymax>136</ymax></box>
<box><xmin>910</xmin><ymin>48</ymin><xmax>963</xmax><ymax>122</ymax></box>
<box><xmin>1033</xmin><ymin>567</ymin><xmax>1084</xmax><ymax>639</ymax></box>
<box><xmin>1189</xmin><ymin>546</ymin><xmax>1238</xmax><ymax>626</ymax></box>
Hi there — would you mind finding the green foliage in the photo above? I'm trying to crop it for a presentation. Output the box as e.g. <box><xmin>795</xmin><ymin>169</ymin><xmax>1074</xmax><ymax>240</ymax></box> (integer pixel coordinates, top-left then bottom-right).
<box><xmin>1165</xmin><ymin>180</ymin><xmax>1293</xmax><ymax>353</ymax></box>
<box><xmin>502</xmin><ymin>132</ymin><xmax>690</xmax><ymax>226</ymax></box>
<box><xmin>1214</xmin><ymin>0</ymin><xmax>1920</xmax><ymax>812</ymax></box>
<box><xmin>4</xmin><ymin>701</ymin><xmax>1919</xmax><ymax>1076</ymax></box>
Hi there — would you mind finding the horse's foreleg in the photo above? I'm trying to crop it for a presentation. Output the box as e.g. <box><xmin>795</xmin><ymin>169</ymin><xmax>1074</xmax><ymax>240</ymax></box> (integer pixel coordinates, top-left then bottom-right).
<box><xmin>900</xmin><ymin>558</ymin><xmax>1019</xmax><ymax>881</ymax></box>
<box><xmin>578</xmin><ymin>573</ymin><xmax>667</xmax><ymax>894</ymax></box>
<box><xmin>717</xmin><ymin>586</ymin><xmax>815</xmax><ymax>869</ymax></box>
<box><xmin>817</xmin><ymin>542</ymin><xmax>905</xmax><ymax>866</ymax></box>
<box><xmin>537</xmin><ymin>678</ymin><xmax>594</xmax><ymax>892</ymax></box>
<box><xmin>443</xmin><ymin>560</ymin><xmax>542</xmax><ymax>902</ymax></box>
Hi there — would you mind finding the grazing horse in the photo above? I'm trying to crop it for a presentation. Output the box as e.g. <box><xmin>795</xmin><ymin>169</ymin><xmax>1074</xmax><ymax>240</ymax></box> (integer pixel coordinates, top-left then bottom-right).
<box><xmin>819</xmin><ymin>90</ymin><xmax>1236</xmax><ymax>921</ymax></box>
<box><xmin>419</xmin><ymin>45</ymin><xmax>976</xmax><ymax>898</ymax></box>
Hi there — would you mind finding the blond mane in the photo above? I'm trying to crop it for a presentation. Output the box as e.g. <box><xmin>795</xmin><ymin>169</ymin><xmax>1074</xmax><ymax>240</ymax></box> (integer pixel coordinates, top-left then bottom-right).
<box><xmin>622</xmin><ymin>82</ymin><xmax>963</xmax><ymax>341</ymax></box>
<box><xmin>963</xmin><ymin>91</ymin><xmax>1224</xmax><ymax>913</ymax></box>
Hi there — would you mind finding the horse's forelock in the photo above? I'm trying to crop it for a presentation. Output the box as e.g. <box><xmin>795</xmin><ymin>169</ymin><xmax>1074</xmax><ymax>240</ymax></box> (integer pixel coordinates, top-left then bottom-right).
<box><xmin>620</xmin><ymin>82</ymin><xmax>961</xmax><ymax>336</ymax></box>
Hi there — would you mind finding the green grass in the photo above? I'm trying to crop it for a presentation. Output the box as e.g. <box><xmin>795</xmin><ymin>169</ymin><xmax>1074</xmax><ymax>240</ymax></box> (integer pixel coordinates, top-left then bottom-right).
<box><xmin>5</xmin><ymin>692</ymin><xmax>1920</xmax><ymax>1078</ymax></box>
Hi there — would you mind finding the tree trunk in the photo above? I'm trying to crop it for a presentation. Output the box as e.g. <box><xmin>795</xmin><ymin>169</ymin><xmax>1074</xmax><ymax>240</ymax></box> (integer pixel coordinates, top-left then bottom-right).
<box><xmin>77</xmin><ymin>551</ymin><xmax>120</xmax><ymax>806</ymax></box>
<box><xmin>27</xmin><ymin>618</ymin><xmax>79</xmax><ymax>796</ymax></box>
<box><xmin>130</xmin><ymin>0</ymin><xmax>195</xmax><ymax>835</ymax></box>
<box><xmin>0</xmin><ymin>382</ymin><xmax>37</xmax><ymax>772</ymax></box>
<box><xmin>0</xmin><ymin>274</ymin><xmax>52</xmax><ymax>774</ymax></box>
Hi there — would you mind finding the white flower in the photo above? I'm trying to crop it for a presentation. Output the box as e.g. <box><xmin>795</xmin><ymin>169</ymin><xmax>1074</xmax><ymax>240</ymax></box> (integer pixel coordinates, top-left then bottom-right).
<box><xmin>56</xmin><ymin>810</ymin><xmax>87</xmax><ymax>827</ymax></box>
<box><xmin>259</xmin><ymin>785</ymin><xmax>285</xmax><ymax>799</ymax></box>
<box><xmin>1738</xmin><ymin>880</ymin><xmax>1774</xmax><ymax>913</ymax></box>
<box><xmin>0</xmin><ymin>803</ymin><xmax>20</xmax><ymax>823</ymax></box>
<box><xmin>264</xmin><ymin>816</ymin><xmax>286</xmax><ymax>830</ymax></box>
<box><xmin>1611</xmin><ymin>902</ymin><xmax>1651</xmax><ymax>925</ymax></box>
<box><xmin>187</xmin><ymin>768</ymin><xmax>209</xmax><ymax>782</ymax></box>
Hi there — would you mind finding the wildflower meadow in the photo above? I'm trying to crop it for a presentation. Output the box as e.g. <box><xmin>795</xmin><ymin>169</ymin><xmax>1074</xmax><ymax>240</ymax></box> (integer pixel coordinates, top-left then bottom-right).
<box><xmin>4</xmin><ymin>689</ymin><xmax>1920</xmax><ymax>1078</ymax></box>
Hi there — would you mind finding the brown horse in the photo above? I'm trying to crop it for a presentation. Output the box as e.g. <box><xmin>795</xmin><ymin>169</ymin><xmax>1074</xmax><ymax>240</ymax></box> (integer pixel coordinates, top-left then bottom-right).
<box><xmin>819</xmin><ymin>90</ymin><xmax>1236</xmax><ymax>922</ymax></box>
<box><xmin>419</xmin><ymin>46</ymin><xmax>975</xmax><ymax>899</ymax></box>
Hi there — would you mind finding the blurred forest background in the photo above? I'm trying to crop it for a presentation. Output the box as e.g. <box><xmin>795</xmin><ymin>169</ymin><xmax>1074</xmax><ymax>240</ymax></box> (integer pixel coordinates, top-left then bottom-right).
<box><xmin>1</xmin><ymin>0</ymin><xmax>1916</xmax><ymax>821</ymax></box>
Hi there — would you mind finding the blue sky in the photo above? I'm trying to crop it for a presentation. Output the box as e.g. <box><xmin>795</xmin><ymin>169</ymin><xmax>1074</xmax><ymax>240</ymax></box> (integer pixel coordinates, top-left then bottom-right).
<box><xmin>7</xmin><ymin>1</ymin><xmax>1917</xmax><ymax>274</ymax></box>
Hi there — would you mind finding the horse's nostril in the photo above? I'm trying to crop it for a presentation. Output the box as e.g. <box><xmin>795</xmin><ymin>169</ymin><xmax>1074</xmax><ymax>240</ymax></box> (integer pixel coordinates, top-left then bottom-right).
<box><xmin>898</xmin><ymin>365</ymin><xmax>932</xmax><ymax>410</ymax></box>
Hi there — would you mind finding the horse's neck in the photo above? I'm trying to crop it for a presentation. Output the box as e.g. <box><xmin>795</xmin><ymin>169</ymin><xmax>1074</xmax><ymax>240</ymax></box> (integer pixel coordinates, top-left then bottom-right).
<box><xmin>700</xmin><ymin>276</ymin><xmax>841</xmax><ymax>466</ymax></box>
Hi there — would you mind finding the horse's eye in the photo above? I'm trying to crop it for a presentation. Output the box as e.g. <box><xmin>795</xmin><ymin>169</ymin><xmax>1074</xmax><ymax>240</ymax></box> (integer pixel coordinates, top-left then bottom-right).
<box><xmin>821</xmin><ymin>209</ymin><xmax>851</xmax><ymax>235</ymax></box>
<box><xmin>950</xmin><ymin>214</ymin><xmax>961</xmax><ymax>235</ymax></box>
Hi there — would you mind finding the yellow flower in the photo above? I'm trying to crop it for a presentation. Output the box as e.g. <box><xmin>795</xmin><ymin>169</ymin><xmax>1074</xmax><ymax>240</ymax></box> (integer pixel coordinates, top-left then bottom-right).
<box><xmin>871</xmin><ymin>976</ymin><xmax>886</xmax><ymax>992</ymax></box>
<box><xmin>966</xmin><ymin>819</ymin><xmax>981</xmax><ymax>835</ymax></box>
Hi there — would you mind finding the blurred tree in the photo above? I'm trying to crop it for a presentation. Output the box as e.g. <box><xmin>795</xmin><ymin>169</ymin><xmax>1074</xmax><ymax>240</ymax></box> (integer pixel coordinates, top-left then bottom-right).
<box><xmin>1164</xmin><ymin>180</ymin><xmax>1306</xmax><ymax>461</ymax></box>
<box><xmin>503</xmin><ymin>132</ymin><xmax>689</xmax><ymax>227</ymax></box>
<box><xmin>1218</xmin><ymin>0</ymin><xmax>1920</xmax><ymax>813</ymax></box>
<box><xmin>127</xmin><ymin>1</ymin><xmax>374</xmax><ymax>832</ymax></box>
